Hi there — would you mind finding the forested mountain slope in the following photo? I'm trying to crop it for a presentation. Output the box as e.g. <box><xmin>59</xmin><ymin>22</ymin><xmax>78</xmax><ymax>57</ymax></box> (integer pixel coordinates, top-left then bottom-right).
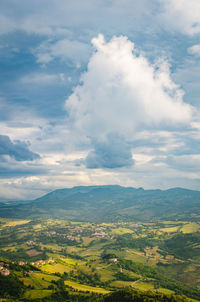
<box><xmin>0</xmin><ymin>186</ymin><xmax>199</xmax><ymax>222</ymax></box>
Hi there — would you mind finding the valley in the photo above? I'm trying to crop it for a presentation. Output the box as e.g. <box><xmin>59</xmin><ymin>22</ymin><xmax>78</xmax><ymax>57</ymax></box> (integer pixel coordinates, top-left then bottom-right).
<box><xmin>0</xmin><ymin>217</ymin><xmax>200</xmax><ymax>301</ymax></box>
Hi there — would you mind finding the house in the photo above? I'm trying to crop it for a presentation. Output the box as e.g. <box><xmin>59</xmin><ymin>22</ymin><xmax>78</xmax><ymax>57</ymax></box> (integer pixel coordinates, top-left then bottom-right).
<box><xmin>0</xmin><ymin>269</ymin><xmax>10</xmax><ymax>276</ymax></box>
<box><xmin>35</xmin><ymin>260</ymin><xmax>45</xmax><ymax>266</ymax></box>
<box><xmin>109</xmin><ymin>258</ymin><xmax>118</xmax><ymax>263</ymax></box>
<box><xmin>18</xmin><ymin>261</ymin><xmax>25</xmax><ymax>266</ymax></box>
<box><xmin>47</xmin><ymin>259</ymin><xmax>54</xmax><ymax>264</ymax></box>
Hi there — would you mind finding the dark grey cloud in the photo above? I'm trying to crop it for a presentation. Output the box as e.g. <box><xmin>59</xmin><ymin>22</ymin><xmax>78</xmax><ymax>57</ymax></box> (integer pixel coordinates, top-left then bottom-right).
<box><xmin>0</xmin><ymin>160</ymin><xmax>44</xmax><ymax>178</ymax></box>
<box><xmin>85</xmin><ymin>133</ymin><xmax>134</xmax><ymax>169</ymax></box>
<box><xmin>0</xmin><ymin>135</ymin><xmax>40</xmax><ymax>161</ymax></box>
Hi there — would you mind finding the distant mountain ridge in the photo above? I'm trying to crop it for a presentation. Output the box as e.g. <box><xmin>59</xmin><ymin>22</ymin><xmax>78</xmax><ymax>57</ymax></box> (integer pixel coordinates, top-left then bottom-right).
<box><xmin>0</xmin><ymin>185</ymin><xmax>200</xmax><ymax>222</ymax></box>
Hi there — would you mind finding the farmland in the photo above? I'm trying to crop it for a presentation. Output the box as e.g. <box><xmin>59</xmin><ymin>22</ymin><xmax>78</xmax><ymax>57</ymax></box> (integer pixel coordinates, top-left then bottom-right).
<box><xmin>0</xmin><ymin>217</ymin><xmax>200</xmax><ymax>301</ymax></box>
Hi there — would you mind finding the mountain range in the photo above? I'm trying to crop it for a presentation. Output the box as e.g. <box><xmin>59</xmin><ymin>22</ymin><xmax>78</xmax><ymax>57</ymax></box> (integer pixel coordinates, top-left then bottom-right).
<box><xmin>0</xmin><ymin>185</ymin><xmax>200</xmax><ymax>222</ymax></box>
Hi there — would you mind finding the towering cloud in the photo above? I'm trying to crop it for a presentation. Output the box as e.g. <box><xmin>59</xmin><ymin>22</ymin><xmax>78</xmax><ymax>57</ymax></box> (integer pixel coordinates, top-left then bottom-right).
<box><xmin>65</xmin><ymin>35</ymin><xmax>193</xmax><ymax>168</ymax></box>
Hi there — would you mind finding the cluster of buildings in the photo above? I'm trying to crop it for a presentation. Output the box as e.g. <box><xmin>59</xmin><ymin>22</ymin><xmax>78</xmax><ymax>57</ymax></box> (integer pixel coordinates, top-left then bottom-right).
<box><xmin>45</xmin><ymin>230</ymin><xmax>81</xmax><ymax>242</ymax></box>
<box><xmin>18</xmin><ymin>258</ymin><xmax>54</xmax><ymax>267</ymax></box>
<box><xmin>0</xmin><ymin>258</ymin><xmax>56</xmax><ymax>278</ymax></box>
<box><xmin>91</xmin><ymin>227</ymin><xmax>114</xmax><ymax>239</ymax></box>
<box><xmin>26</xmin><ymin>240</ymin><xmax>36</xmax><ymax>246</ymax></box>
<box><xmin>30</xmin><ymin>258</ymin><xmax>54</xmax><ymax>267</ymax></box>
<box><xmin>0</xmin><ymin>261</ymin><xmax>10</xmax><ymax>276</ymax></box>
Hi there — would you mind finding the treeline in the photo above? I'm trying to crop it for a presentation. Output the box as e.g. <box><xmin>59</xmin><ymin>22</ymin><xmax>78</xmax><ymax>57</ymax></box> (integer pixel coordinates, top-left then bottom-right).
<box><xmin>114</xmin><ymin>234</ymin><xmax>156</xmax><ymax>252</ymax></box>
<box><xmin>55</xmin><ymin>268</ymin><xmax>102</xmax><ymax>287</ymax></box>
<box><xmin>37</xmin><ymin>233</ymin><xmax>79</xmax><ymax>246</ymax></box>
<box><xmin>21</xmin><ymin>288</ymin><xmax>192</xmax><ymax>302</ymax></box>
<box><xmin>102</xmin><ymin>289</ymin><xmax>190</xmax><ymax>302</ymax></box>
<box><xmin>162</xmin><ymin>233</ymin><xmax>200</xmax><ymax>260</ymax></box>
<box><xmin>0</xmin><ymin>273</ymin><xmax>25</xmax><ymax>299</ymax></box>
<box><xmin>0</xmin><ymin>247</ymin><xmax>48</xmax><ymax>261</ymax></box>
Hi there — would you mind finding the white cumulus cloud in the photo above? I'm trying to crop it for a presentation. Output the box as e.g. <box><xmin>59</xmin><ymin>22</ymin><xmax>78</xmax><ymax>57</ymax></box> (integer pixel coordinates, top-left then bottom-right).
<box><xmin>65</xmin><ymin>34</ymin><xmax>193</xmax><ymax>168</ymax></box>
<box><xmin>66</xmin><ymin>34</ymin><xmax>192</xmax><ymax>136</ymax></box>
<box><xmin>188</xmin><ymin>44</ymin><xmax>200</xmax><ymax>57</ymax></box>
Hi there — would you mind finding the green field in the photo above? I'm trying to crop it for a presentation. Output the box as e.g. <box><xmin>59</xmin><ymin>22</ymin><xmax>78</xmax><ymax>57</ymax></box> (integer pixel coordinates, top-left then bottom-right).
<box><xmin>110</xmin><ymin>280</ymin><xmax>133</xmax><ymax>287</ymax></box>
<box><xmin>160</xmin><ymin>226</ymin><xmax>180</xmax><ymax>233</ymax></box>
<box><xmin>111</xmin><ymin>227</ymin><xmax>134</xmax><ymax>235</ymax></box>
<box><xmin>133</xmin><ymin>281</ymin><xmax>155</xmax><ymax>290</ymax></box>
<box><xmin>65</xmin><ymin>280</ymin><xmax>110</xmax><ymax>293</ymax></box>
<box><xmin>0</xmin><ymin>217</ymin><xmax>200</xmax><ymax>301</ymax></box>
<box><xmin>24</xmin><ymin>289</ymin><xmax>53</xmax><ymax>299</ymax></box>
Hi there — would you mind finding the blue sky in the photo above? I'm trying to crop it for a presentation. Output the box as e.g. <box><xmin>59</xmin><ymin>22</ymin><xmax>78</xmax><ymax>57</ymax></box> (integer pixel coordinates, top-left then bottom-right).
<box><xmin>0</xmin><ymin>0</ymin><xmax>200</xmax><ymax>200</ymax></box>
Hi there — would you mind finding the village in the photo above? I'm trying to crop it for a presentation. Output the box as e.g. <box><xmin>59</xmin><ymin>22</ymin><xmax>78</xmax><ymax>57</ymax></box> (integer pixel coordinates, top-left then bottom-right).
<box><xmin>0</xmin><ymin>261</ymin><xmax>10</xmax><ymax>276</ymax></box>
<box><xmin>0</xmin><ymin>217</ymin><xmax>200</xmax><ymax>301</ymax></box>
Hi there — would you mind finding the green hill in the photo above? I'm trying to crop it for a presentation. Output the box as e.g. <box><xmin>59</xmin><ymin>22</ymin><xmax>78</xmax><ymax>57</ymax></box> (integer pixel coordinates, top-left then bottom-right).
<box><xmin>0</xmin><ymin>185</ymin><xmax>200</xmax><ymax>222</ymax></box>
<box><xmin>0</xmin><ymin>256</ymin><xmax>198</xmax><ymax>302</ymax></box>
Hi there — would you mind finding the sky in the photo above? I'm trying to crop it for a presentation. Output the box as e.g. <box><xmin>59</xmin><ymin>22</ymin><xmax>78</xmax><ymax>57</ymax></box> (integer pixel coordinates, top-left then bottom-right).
<box><xmin>0</xmin><ymin>0</ymin><xmax>200</xmax><ymax>200</ymax></box>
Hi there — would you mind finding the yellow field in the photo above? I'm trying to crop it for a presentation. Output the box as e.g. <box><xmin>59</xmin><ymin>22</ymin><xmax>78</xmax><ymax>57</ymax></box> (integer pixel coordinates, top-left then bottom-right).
<box><xmin>2</xmin><ymin>246</ymin><xmax>17</xmax><ymax>252</ymax></box>
<box><xmin>133</xmin><ymin>281</ymin><xmax>155</xmax><ymax>290</ymax></box>
<box><xmin>180</xmin><ymin>223</ymin><xmax>199</xmax><ymax>234</ymax></box>
<box><xmin>59</xmin><ymin>257</ymin><xmax>84</xmax><ymax>266</ymax></box>
<box><xmin>112</xmin><ymin>227</ymin><xmax>134</xmax><ymax>235</ymax></box>
<box><xmin>157</xmin><ymin>288</ymin><xmax>174</xmax><ymax>294</ymax></box>
<box><xmin>41</xmin><ymin>263</ymin><xmax>72</xmax><ymax>274</ymax></box>
<box><xmin>65</xmin><ymin>280</ymin><xmax>109</xmax><ymax>293</ymax></box>
<box><xmin>2</xmin><ymin>219</ymin><xmax>30</xmax><ymax>227</ymax></box>
<box><xmin>110</xmin><ymin>280</ymin><xmax>133</xmax><ymax>288</ymax></box>
<box><xmin>160</xmin><ymin>226</ymin><xmax>179</xmax><ymax>233</ymax></box>
<box><xmin>33</xmin><ymin>224</ymin><xmax>42</xmax><ymax>230</ymax></box>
